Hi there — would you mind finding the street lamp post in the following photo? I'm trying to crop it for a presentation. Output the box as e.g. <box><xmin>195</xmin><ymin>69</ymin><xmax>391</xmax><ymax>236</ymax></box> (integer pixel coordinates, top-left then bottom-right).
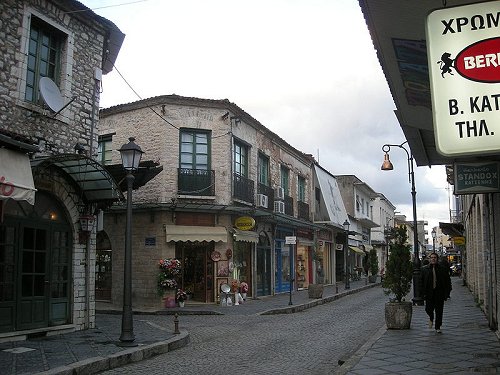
<box><xmin>431</xmin><ymin>228</ymin><xmax>437</xmax><ymax>254</ymax></box>
<box><xmin>381</xmin><ymin>141</ymin><xmax>423</xmax><ymax>306</ymax></box>
<box><xmin>118</xmin><ymin>137</ymin><xmax>144</xmax><ymax>346</ymax></box>
<box><xmin>343</xmin><ymin>219</ymin><xmax>350</xmax><ymax>290</ymax></box>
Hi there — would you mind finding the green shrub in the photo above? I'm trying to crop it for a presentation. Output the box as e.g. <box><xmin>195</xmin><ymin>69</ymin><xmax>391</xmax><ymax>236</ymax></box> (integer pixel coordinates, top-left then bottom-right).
<box><xmin>382</xmin><ymin>227</ymin><xmax>413</xmax><ymax>302</ymax></box>
<box><xmin>368</xmin><ymin>248</ymin><xmax>379</xmax><ymax>276</ymax></box>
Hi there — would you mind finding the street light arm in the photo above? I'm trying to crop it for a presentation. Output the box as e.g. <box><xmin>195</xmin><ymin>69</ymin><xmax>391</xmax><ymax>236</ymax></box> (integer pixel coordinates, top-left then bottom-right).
<box><xmin>382</xmin><ymin>141</ymin><xmax>412</xmax><ymax>184</ymax></box>
<box><xmin>381</xmin><ymin>140</ymin><xmax>423</xmax><ymax>305</ymax></box>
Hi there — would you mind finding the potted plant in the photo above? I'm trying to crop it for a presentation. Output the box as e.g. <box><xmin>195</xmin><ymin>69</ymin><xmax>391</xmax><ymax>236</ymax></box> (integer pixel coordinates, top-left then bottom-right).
<box><xmin>157</xmin><ymin>258</ymin><xmax>181</xmax><ymax>308</ymax></box>
<box><xmin>382</xmin><ymin>226</ymin><xmax>414</xmax><ymax>329</ymax></box>
<box><xmin>176</xmin><ymin>288</ymin><xmax>187</xmax><ymax>307</ymax></box>
<box><xmin>368</xmin><ymin>248</ymin><xmax>379</xmax><ymax>283</ymax></box>
<box><xmin>240</xmin><ymin>281</ymin><xmax>249</xmax><ymax>300</ymax></box>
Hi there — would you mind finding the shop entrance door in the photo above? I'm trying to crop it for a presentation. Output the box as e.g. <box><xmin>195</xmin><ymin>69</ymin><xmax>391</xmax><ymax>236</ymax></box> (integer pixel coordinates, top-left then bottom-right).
<box><xmin>18</xmin><ymin>226</ymin><xmax>49</xmax><ymax>330</ymax></box>
<box><xmin>274</xmin><ymin>242</ymin><xmax>291</xmax><ymax>293</ymax></box>
<box><xmin>177</xmin><ymin>243</ymin><xmax>214</xmax><ymax>303</ymax></box>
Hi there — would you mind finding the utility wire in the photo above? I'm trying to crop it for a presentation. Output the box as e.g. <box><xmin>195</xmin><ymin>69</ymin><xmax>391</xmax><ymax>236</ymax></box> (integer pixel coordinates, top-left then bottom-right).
<box><xmin>64</xmin><ymin>0</ymin><xmax>150</xmax><ymax>14</ymax></box>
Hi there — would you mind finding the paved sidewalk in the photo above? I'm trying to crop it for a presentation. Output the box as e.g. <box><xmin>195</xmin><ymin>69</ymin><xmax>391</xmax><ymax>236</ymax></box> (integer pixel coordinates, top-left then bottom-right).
<box><xmin>340</xmin><ymin>277</ymin><xmax>500</xmax><ymax>374</ymax></box>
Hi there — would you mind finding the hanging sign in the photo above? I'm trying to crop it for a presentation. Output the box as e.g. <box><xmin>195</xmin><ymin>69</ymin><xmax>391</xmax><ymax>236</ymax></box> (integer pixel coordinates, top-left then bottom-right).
<box><xmin>234</xmin><ymin>216</ymin><xmax>255</xmax><ymax>231</ymax></box>
<box><xmin>454</xmin><ymin>161</ymin><xmax>500</xmax><ymax>194</ymax></box>
<box><xmin>426</xmin><ymin>2</ymin><xmax>500</xmax><ymax>156</ymax></box>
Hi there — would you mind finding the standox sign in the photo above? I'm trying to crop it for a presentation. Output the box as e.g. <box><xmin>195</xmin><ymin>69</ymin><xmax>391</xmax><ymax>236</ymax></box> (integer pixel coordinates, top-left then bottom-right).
<box><xmin>427</xmin><ymin>2</ymin><xmax>500</xmax><ymax>157</ymax></box>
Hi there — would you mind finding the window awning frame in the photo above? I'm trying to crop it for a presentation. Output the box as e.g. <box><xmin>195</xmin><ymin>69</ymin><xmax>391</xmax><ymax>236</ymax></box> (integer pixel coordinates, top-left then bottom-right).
<box><xmin>165</xmin><ymin>225</ymin><xmax>228</xmax><ymax>243</ymax></box>
<box><xmin>232</xmin><ymin>229</ymin><xmax>259</xmax><ymax>243</ymax></box>
<box><xmin>31</xmin><ymin>154</ymin><xmax>124</xmax><ymax>203</ymax></box>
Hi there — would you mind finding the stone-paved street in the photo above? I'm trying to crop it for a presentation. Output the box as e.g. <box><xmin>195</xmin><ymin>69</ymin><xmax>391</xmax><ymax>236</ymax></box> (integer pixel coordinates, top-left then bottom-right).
<box><xmin>99</xmin><ymin>286</ymin><xmax>386</xmax><ymax>375</ymax></box>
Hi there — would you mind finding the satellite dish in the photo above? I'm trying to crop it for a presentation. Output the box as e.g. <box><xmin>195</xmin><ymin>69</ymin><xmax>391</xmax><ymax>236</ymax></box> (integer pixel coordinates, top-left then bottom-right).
<box><xmin>39</xmin><ymin>77</ymin><xmax>65</xmax><ymax>112</ymax></box>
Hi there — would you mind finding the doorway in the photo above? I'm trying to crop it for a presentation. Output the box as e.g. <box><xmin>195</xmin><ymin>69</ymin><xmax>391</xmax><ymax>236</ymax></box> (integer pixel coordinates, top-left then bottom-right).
<box><xmin>0</xmin><ymin>192</ymin><xmax>71</xmax><ymax>333</ymax></box>
<box><xmin>176</xmin><ymin>242</ymin><xmax>214</xmax><ymax>303</ymax></box>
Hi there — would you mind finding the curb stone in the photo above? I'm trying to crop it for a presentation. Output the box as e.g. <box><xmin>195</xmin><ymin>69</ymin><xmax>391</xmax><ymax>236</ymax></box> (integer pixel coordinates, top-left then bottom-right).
<box><xmin>36</xmin><ymin>329</ymin><xmax>190</xmax><ymax>375</ymax></box>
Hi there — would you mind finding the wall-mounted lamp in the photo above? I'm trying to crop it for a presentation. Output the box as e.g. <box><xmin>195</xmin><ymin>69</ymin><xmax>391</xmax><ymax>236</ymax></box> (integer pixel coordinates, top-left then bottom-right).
<box><xmin>79</xmin><ymin>215</ymin><xmax>95</xmax><ymax>232</ymax></box>
<box><xmin>230</xmin><ymin>116</ymin><xmax>241</xmax><ymax>125</ymax></box>
<box><xmin>74</xmin><ymin>143</ymin><xmax>86</xmax><ymax>155</ymax></box>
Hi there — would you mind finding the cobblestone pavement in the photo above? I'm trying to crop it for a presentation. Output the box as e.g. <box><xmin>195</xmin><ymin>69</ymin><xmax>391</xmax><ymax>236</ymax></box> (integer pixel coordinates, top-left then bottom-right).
<box><xmin>98</xmin><ymin>284</ymin><xmax>387</xmax><ymax>375</ymax></box>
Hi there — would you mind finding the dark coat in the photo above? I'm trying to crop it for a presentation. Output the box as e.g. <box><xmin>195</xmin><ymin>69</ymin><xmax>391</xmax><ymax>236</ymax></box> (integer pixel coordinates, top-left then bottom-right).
<box><xmin>421</xmin><ymin>263</ymin><xmax>452</xmax><ymax>301</ymax></box>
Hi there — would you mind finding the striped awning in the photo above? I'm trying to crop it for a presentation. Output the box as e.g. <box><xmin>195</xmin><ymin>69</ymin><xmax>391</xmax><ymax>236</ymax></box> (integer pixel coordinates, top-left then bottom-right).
<box><xmin>349</xmin><ymin>246</ymin><xmax>365</xmax><ymax>255</ymax></box>
<box><xmin>233</xmin><ymin>229</ymin><xmax>259</xmax><ymax>243</ymax></box>
<box><xmin>165</xmin><ymin>225</ymin><xmax>227</xmax><ymax>242</ymax></box>
<box><xmin>0</xmin><ymin>149</ymin><xmax>36</xmax><ymax>205</ymax></box>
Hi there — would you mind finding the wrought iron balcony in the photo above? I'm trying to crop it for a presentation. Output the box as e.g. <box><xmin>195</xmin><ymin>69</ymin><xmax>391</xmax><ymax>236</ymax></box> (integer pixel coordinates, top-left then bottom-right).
<box><xmin>233</xmin><ymin>173</ymin><xmax>255</xmax><ymax>204</ymax></box>
<box><xmin>284</xmin><ymin>195</ymin><xmax>294</xmax><ymax>216</ymax></box>
<box><xmin>178</xmin><ymin>168</ymin><xmax>215</xmax><ymax>196</ymax></box>
<box><xmin>297</xmin><ymin>200</ymin><xmax>309</xmax><ymax>221</ymax></box>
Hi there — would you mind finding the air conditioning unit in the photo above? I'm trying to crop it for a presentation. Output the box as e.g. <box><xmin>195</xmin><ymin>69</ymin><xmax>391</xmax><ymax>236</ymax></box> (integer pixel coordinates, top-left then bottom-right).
<box><xmin>274</xmin><ymin>200</ymin><xmax>285</xmax><ymax>214</ymax></box>
<box><xmin>256</xmin><ymin>194</ymin><xmax>268</xmax><ymax>208</ymax></box>
<box><xmin>274</xmin><ymin>186</ymin><xmax>285</xmax><ymax>200</ymax></box>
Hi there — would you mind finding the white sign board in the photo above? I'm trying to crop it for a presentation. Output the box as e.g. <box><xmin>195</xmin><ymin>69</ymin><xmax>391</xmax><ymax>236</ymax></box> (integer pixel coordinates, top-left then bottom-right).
<box><xmin>285</xmin><ymin>236</ymin><xmax>296</xmax><ymax>245</ymax></box>
<box><xmin>426</xmin><ymin>2</ymin><xmax>500</xmax><ymax>156</ymax></box>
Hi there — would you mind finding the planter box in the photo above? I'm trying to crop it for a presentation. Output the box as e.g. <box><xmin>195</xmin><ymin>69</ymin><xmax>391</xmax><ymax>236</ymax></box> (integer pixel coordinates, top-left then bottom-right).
<box><xmin>308</xmin><ymin>284</ymin><xmax>324</xmax><ymax>299</ymax></box>
<box><xmin>385</xmin><ymin>301</ymin><xmax>413</xmax><ymax>329</ymax></box>
<box><xmin>368</xmin><ymin>275</ymin><xmax>378</xmax><ymax>283</ymax></box>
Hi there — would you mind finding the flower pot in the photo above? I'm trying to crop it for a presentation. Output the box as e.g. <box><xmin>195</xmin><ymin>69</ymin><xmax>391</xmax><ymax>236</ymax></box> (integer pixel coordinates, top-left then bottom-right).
<box><xmin>241</xmin><ymin>292</ymin><xmax>247</xmax><ymax>301</ymax></box>
<box><xmin>368</xmin><ymin>275</ymin><xmax>378</xmax><ymax>283</ymax></box>
<box><xmin>164</xmin><ymin>296</ymin><xmax>176</xmax><ymax>308</ymax></box>
<box><xmin>178</xmin><ymin>301</ymin><xmax>185</xmax><ymax>308</ymax></box>
<box><xmin>385</xmin><ymin>301</ymin><xmax>412</xmax><ymax>329</ymax></box>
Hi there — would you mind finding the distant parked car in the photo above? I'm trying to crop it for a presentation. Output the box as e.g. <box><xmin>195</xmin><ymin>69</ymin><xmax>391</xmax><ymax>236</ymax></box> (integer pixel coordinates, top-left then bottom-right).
<box><xmin>450</xmin><ymin>263</ymin><xmax>462</xmax><ymax>276</ymax></box>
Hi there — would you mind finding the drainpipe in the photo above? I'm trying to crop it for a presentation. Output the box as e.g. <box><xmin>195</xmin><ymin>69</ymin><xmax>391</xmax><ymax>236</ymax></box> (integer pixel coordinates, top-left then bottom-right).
<box><xmin>85</xmin><ymin>232</ymin><xmax>91</xmax><ymax>329</ymax></box>
<box><xmin>84</xmin><ymin>69</ymin><xmax>101</xmax><ymax>329</ymax></box>
<box><xmin>487</xmin><ymin>194</ymin><xmax>496</xmax><ymax>330</ymax></box>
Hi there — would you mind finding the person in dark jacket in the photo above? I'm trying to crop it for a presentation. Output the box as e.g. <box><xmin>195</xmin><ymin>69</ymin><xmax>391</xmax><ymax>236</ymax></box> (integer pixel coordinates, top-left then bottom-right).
<box><xmin>421</xmin><ymin>252</ymin><xmax>452</xmax><ymax>333</ymax></box>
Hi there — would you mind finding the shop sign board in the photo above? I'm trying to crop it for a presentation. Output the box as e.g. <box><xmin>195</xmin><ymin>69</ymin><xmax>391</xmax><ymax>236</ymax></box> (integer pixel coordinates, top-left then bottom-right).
<box><xmin>453</xmin><ymin>236</ymin><xmax>466</xmax><ymax>245</ymax></box>
<box><xmin>234</xmin><ymin>216</ymin><xmax>255</xmax><ymax>231</ymax></box>
<box><xmin>454</xmin><ymin>161</ymin><xmax>500</xmax><ymax>194</ymax></box>
<box><xmin>285</xmin><ymin>236</ymin><xmax>296</xmax><ymax>245</ymax></box>
<box><xmin>426</xmin><ymin>2</ymin><xmax>500</xmax><ymax>156</ymax></box>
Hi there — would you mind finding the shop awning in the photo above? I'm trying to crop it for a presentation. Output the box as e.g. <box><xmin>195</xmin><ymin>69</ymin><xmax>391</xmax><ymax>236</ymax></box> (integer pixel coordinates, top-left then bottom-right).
<box><xmin>350</xmin><ymin>246</ymin><xmax>365</xmax><ymax>255</ymax></box>
<box><xmin>165</xmin><ymin>225</ymin><xmax>227</xmax><ymax>242</ymax></box>
<box><xmin>233</xmin><ymin>229</ymin><xmax>259</xmax><ymax>243</ymax></box>
<box><xmin>314</xmin><ymin>165</ymin><xmax>348</xmax><ymax>229</ymax></box>
<box><xmin>0</xmin><ymin>148</ymin><xmax>36</xmax><ymax>205</ymax></box>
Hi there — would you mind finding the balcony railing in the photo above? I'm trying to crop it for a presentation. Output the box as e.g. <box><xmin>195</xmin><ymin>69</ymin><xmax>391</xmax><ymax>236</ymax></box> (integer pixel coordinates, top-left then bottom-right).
<box><xmin>257</xmin><ymin>183</ymin><xmax>274</xmax><ymax>210</ymax></box>
<box><xmin>233</xmin><ymin>173</ymin><xmax>255</xmax><ymax>204</ymax></box>
<box><xmin>178</xmin><ymin>168</ymin><xmax>215</xmax><ymax>196</ymax></box>
<box><xmin>284</xmin><ymin>195</ymin><xmax>294</xmax><ymax>216</ymax></box>
<box><xmin>297</xmin><ymin>200</ymin><xmax>309</xmax><ymax>221</ymax></box>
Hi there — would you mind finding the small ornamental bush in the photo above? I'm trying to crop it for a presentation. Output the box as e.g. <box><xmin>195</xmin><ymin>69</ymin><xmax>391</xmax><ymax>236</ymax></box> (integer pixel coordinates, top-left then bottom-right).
<box><xmin>382</xmin><ymin>227</ymin><xmax>413</xmax><ymax>302</ymax></box>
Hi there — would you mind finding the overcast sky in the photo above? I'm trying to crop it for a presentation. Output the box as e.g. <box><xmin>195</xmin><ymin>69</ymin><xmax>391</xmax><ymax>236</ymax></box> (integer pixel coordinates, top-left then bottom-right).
<box><xmin>81</xmin><ymin>0</ymin><xmax>452</xmax><ymax>241</ymax></box>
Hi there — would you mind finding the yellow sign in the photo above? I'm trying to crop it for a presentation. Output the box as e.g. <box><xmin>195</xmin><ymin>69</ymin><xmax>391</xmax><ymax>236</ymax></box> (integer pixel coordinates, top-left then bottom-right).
<box><xmin>234</xmin><ymin>216</ymin><xmax>255</xmax><ymax>231</ymax></box>
<box><xmin>453</xmin><ymin>236</ymin><xmax>466</xmax><ymax>245</ymax></box>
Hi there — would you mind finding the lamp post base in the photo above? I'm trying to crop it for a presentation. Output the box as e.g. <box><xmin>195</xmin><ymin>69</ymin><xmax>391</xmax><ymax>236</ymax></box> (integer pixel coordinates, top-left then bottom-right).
<box><xmin>412</xmin><ymin>267</ymin><xmax>424</xmax><ymax>306</ymax></box>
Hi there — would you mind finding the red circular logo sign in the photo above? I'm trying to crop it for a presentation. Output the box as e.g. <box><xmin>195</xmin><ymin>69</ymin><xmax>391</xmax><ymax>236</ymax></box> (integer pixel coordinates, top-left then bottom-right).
<box><xmin>455</xmin><ymin>37</ymin><xmax>500</xmax><ymax>83</ymax></box>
